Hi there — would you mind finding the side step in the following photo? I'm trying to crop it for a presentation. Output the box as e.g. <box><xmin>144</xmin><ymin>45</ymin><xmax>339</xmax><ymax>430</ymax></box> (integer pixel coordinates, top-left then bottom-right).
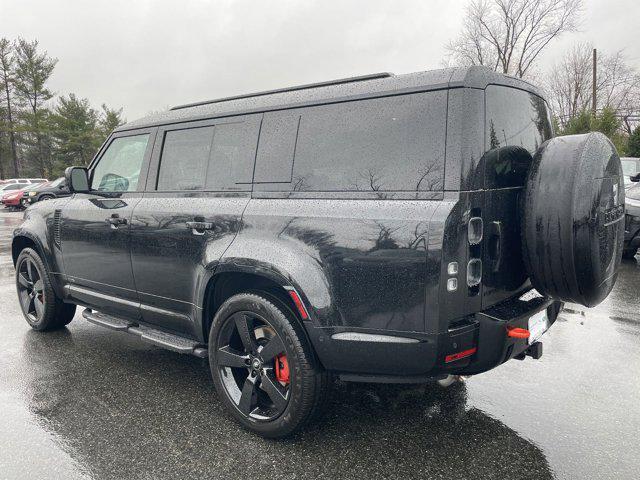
<box><xmin>82</xmin><ymin>309</ymin><xmax>208</xmax><ymax>358</ymax></box>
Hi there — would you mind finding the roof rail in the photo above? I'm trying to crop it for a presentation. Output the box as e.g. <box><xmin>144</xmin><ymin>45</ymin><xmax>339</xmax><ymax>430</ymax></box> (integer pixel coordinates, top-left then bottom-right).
<box><xmin>170</xmin><ymin>72</ymin><xmax>394</xmax><ymax>111</ymax></box>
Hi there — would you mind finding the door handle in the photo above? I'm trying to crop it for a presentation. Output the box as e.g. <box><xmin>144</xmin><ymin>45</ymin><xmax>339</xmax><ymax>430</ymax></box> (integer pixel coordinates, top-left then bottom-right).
<box><xmin>186</xmin><ymin>220</ymin><xmax>215</xmax><ymax>235</ymax></box>
<box><xmin>106</xmin><ymin>214</ymin><xmax>128</xmax><ymax>229</ymax></box>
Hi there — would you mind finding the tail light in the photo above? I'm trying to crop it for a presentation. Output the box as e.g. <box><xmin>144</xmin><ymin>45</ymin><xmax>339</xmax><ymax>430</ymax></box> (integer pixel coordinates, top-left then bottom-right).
<box><xmin>467</xmin><ymin>258</ymin><xmax>482</xmax><ymax>287</ymax></box>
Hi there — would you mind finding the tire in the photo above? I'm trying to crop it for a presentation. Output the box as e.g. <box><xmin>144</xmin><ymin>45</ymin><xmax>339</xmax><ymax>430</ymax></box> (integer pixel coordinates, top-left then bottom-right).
<box><xmin>622</xmin><ymin>248</ymin><xmax>637</xmax><ymax>260</ymax></box>
<box><xmin>15</xmin><ymin>248</ymin><xmax>76</xmax><ymax>331</ymax></box>
<box><xmin>208</xmin><ymin>292</ymin><xmax>328</xmax><ymax>438</ymax></box>
<box><xmin>39</xmin><ymin>195</ymin><xmax>54</xmax><ymax>202</ymax></box>
<box><xmin>521</xmin><ymin>132</ymin><xmax>624</xmax><ymax>307</ymax></box>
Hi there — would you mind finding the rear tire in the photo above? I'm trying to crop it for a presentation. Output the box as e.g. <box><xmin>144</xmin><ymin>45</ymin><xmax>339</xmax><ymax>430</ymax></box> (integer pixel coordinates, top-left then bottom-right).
<box><xmin>15</xmin><ymin>248</ymin><xmax>76</xmax><ymax>331</ymax></box>
<box><xmin>208</xmin><ymin>292</ymin><xmax>328</xmax><ymax>438</ymax></box>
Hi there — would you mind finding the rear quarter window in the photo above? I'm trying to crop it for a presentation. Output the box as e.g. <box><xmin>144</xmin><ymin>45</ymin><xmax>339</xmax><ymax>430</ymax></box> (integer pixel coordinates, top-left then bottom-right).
<box><xmin>484</xmin><ymin>86</ymin><xmax>553</xmax><ymax>188</ymax></box>
<box><xmin>290</xmin><ymin>91</ymin><xmax>446</xmax><ymax>195</ymax></box>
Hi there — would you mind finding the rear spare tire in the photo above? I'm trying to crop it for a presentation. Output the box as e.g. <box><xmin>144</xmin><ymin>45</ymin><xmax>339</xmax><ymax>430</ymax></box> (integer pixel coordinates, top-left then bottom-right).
<box><xmin>521</xmin><ymin>132</ymin><xmax>624</xmax><ymax>307</ymax></box>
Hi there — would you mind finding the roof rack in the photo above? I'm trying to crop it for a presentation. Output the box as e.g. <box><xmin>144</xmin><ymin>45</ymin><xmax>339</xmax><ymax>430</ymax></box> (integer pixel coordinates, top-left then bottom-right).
<box><xmin>170</xmin><ymin>72</ymin><xmax>394</xmax><ymax>111</ymax></box>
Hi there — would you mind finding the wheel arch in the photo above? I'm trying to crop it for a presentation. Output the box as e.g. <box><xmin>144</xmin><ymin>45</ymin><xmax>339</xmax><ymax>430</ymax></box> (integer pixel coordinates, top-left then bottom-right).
<box><xmin>201</xmin><ymin>265</ymin><xmax>308</xmax><ymax>342</ymax></box>
<box><xmin>12</xmin><ymin>232</ymin><xmax>65</xmax><ymax>298</ymax></box>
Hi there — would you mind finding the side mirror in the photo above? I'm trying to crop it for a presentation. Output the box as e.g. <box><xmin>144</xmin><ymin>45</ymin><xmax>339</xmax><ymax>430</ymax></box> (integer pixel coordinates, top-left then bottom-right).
<box><xmin>65</xmin><ymin>166</ymin><xmax>90</xmax><ymax>193</ymax></box>
<box><xmin>631</xmin><ymin>173</ymin><xmax>640</xmax><ymax>183</ymax></box>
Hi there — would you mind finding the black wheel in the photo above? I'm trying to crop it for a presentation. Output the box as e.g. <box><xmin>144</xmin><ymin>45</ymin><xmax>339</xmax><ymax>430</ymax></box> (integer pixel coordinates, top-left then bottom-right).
<box><xmin>39</xmin><ymin>195</ymin><xmax>54</xmax><ymax>202</ymax></box>
<box><xmin>622</xmin><ymin>248</ymin><xmax>637</xmax><ymax>260</ymax></box>
<box><xmin>209</xmin><ymin>292</ymin><xmax>328</xmax><ymax>438</ymax></box>
<box><xmin>15</xmin><ymin>248</ymin><xmax>76</xmax><ymax>331</ymax></box>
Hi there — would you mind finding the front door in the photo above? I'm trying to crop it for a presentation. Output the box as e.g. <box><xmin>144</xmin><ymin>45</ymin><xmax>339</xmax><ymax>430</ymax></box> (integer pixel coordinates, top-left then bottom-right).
<box><xmin>61</xmin><ymin>129</ymin><xmax>155</xmax><ymax>319</ymax></box>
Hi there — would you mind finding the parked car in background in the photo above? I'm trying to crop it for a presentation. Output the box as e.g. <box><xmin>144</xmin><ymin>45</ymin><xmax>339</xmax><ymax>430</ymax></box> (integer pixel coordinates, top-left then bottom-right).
<box><xmin>23</xmin><ymin>177</ymin><xmax>70</xmax><ymax>206</ymax></box>
<box><xmin>0</xmin><ymin>183</ymin><xmax>29</xmax><ymax>193</ymax></box>
<box><xmin>624</xmin><ymin>182</ymin><xmax>640</xmax><ymax>259</ymax></box>
<box><xmin>2</xmin><ymin>183</ymin><xmax>45</xmax><ymax>209</ymax></box>
<box><xmin>621</xmin><ymin>157</ymin><xmax>640</xmax><ymax>189</ymax></box>
<box><xmin>0</xmin><ymin>178</ymin><xmax>48</xmax><ymax>186</ymax></box>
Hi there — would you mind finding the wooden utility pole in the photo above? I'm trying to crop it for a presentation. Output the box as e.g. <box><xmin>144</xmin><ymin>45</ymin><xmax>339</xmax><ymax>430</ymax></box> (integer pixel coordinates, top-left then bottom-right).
<box><xmin>592</xmin><ymin>48</ymin><xmax>597</xmax><ymax>116</ymax></box>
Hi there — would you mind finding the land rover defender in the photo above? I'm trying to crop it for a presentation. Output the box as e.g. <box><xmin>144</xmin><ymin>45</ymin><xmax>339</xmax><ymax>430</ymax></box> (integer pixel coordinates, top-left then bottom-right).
<box><xmin>13</xmin><ymin>66</ymin><xmax>624</xmax><ymax>437</ymax></box>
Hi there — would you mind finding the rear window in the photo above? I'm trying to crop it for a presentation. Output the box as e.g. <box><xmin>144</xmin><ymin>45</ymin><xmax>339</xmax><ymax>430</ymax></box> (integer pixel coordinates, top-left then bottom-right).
<box><xmin>290</xmin><ymin>92</ymin><xmax>446</xmax><ymax>193</ymax></box>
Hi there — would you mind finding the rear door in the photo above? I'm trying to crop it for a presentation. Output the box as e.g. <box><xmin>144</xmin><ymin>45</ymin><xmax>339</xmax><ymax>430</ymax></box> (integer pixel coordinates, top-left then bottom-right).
<box><xmin>481</xmin><ymin>86</ymin><xmax>553</xmax><ymax>308</ymax></box>
<box><xmin>129</xmin><ymin>114</ymin><xmax>261</xmax><ymax>336</ymax></box>
<box><xmin>61</xmin><ymin>128</ymin><xmax>155</xmax><ymax>319</ymax></box>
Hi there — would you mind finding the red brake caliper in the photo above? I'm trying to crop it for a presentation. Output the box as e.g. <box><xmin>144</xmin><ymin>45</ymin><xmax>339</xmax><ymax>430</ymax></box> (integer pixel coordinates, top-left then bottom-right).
<box><xmin>275</xmin><ymin>354</ymin><xmax>290</xmax><ymax>384</ymax></box>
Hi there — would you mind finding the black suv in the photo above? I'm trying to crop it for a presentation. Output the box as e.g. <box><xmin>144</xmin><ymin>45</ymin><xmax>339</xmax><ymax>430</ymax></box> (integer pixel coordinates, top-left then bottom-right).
<box><xmin>12</xmin><ymin>67</ymin><xmax>624</xmax><ymax>437</ymax></box>
<box><xmin>22</xmin><ymin>177</ymin><xmax>71</xmax><ymax>207</ymax></box>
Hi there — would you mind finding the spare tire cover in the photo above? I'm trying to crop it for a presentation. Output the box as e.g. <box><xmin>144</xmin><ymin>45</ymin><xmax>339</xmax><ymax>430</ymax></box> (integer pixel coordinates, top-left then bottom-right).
<box><xmin>521</xmin><ymin>132</ymin><xmax>624</xmax><ymax>307</ymax></box>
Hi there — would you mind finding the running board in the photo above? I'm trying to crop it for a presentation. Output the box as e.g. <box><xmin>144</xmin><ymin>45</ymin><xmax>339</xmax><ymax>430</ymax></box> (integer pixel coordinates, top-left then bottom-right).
<box><xmin>82</xmin><ymin>309</ymin><xmax>208</xmax><ymax>358</ymax></box>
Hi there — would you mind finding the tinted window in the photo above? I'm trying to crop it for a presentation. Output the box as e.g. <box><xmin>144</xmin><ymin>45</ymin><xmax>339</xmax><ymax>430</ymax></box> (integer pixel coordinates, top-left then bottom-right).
<box><xmin>254</xmin><ymin>111</ymin><xmax>300</xmax><ymax>183</ymax></box>
<box><xmin>157</xmin><ymin>126</ymin><xmax>213</xmax><ymax>191</ymax></box>
<box><xmin>205</xmin><ymin>121</ymin><xmax>260</xmax><ymax>190</ymax></box>
<box><xmin>92</xmin><ymin>134</ymin><xmax>149</xmax><ymax>192</ymax></box>
<box><xmin>291</xmin><ymin>92</ymin><xmax>446</xmax><ymax>192</ymax></box>
<box><xmin>157</xmin><ymin>120</ymin><xmax>258</xmax><ymax>191</ymax></box>
<box><xmin>486</xmin><ymin>86</ymin><xmax>552</xmax><ymax>154</ymax></box>
<box><xmin>484</xmin><ymin>86</ymin><xmax>553</xmax><ymax>188</ymax></box>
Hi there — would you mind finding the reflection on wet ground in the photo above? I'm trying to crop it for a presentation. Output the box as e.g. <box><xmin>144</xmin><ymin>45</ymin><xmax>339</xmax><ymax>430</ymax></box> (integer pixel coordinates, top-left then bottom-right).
<box><xmin>0</xmin><ymin>210</ymin><xmax>638</xmax><ymax>479</ymax></box>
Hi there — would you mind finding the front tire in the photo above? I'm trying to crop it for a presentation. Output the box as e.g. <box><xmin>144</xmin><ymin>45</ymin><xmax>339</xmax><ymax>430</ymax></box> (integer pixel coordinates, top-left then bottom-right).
<box><xmin>15</xmin><ymin>248</ymin><xmax>76</xmax><ymax>331</ymax></box>
<box><xmin>209</xmin><ymin>292</ymin><xmax>328</xmax><ymax>438</ymax></box>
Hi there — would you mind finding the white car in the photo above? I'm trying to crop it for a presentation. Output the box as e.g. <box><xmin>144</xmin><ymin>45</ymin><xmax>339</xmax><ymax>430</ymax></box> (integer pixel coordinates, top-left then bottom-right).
<box><xmin>621</xmin><ymin>157</ymin><xmax>640</xmax><ymax>189</ymax></box>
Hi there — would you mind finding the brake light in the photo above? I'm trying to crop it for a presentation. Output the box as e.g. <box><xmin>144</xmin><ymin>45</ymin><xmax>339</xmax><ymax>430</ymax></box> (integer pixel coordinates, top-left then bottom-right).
<box><xmin>445</xmin><ymin>347</ymin><xmax>477</xmax><ymax>363</ymax></box>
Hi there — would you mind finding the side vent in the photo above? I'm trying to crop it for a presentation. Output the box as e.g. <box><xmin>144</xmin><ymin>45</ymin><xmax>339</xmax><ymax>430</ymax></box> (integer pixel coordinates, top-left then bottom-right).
<box><xmin>53</xmin><ymin>209</ymin><xmax>62</xmax><ymax>248</ymax></box>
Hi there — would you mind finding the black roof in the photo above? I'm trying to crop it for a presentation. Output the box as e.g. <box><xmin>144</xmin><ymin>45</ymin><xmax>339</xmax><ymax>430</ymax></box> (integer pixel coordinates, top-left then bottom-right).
<box><xmin>118</xmin><ymin>66</ymin><xmax>543</xmax><ymax>132</ymax></box>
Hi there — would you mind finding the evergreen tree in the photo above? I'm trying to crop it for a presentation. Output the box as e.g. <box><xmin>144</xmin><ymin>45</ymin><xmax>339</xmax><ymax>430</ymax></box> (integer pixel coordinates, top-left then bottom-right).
<box><xmin>0</xmin><ymin>38</ymin><xmax>20</xmax><ymax>176</ymax></box>
<box><xmin>99</xmin><ymin>104</ymin><xmax>125</xmax><ymax>138</ymax></box>
<box><xmin>50</xmin><ymin>94</ymin><xmax>102</xmax><ymax>176</ymax></box>
<box><xmin>628</xmin><ymin>126</ymin><xmax>640</xmax><ymax>158</ymax></box>
<box><xmin>13</xmin><ymin>38</ymin><xmax>57</xmax><ymax>176</ymax></box>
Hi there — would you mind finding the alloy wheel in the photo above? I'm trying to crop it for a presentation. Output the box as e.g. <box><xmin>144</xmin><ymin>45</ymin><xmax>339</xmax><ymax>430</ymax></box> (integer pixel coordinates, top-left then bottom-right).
<box><xmin>17</xmin><ymin>257</ymin><xmax>45</xmax><ymax>322</ymax></box>
<box><xmin>215</xmin><ymin>312</ymin><xmax>290</xmax><ymax>421</ymax></box>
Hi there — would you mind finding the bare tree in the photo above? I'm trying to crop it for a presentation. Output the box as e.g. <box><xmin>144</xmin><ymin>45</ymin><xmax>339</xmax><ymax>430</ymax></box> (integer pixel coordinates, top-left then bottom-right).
<box><xmin>547</xmin><ymin>43</ymin><xmax>640</xmax><ymax>132</ymax></box>
<box><xmin>446</xmin><ymin>0</ymin><xmax>583</xmax><ymax>78</ymax></box>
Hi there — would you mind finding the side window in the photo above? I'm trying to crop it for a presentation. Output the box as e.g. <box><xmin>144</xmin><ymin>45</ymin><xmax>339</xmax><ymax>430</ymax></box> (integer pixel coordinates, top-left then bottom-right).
<box><xmin>291</xmin><ymin>92</ymin><xmax>446</xmax><ymax>193</ymax></box>
<box><xmin>485</xmin><ymin>86</ymin><xmax>552</xmax><ymax>154</ymax></box>
<box><xmin>157</xmin><ymin>126</ymin><xmax>213</xmax><ymax>191</ymax></box>
<box><xmin>157</xmin><ymin>119</ymin><xmax>259</xmax><ymax>191</ymax></box>
<box><xmin>91</xmin><ymin>134</ymin><xmax>149</xmax><ymax>192</ymax></box>
<box><xmin>254</xmin><ymin>111</ymin><xmax>300</xmax><ymax>183</ymax></box>
<box><xmin>205</xmin><ymin>121</ymin><xmax>260</xmax><ymax>190</ymax></box>
<box><xmin>484</xmin><ymin>86</ymin><xmax>553</xmax><ymax>188</ymax></box>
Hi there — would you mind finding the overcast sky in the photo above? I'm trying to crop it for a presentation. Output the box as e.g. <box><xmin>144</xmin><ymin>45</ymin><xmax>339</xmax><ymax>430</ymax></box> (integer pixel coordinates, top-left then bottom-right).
<box><xmin>1</xmin><ymin>0</ymin><xmax>639</xmax><ymax>120</ymax></box>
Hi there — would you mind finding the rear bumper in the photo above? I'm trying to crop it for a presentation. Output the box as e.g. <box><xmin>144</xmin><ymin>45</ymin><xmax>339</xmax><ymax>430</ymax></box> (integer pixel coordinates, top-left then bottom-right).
<box><xmin>306</xmin><ymin>292</ymin><xmax>561</xmax><ymax>382</ymax></box>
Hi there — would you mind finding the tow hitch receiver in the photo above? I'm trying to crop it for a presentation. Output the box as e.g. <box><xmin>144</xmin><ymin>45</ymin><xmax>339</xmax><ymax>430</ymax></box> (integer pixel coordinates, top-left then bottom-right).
<box><xmin>515</xmin><ymin>341</ymin><xmax>543</xmax><ymax>361</ymax></box>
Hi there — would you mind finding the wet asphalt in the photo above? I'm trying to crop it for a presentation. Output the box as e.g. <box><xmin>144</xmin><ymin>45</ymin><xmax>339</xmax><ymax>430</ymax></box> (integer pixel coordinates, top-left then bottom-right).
<box><xmin>0</xmin><ymin>209</ymin><xmax>638</xmax><ymax>480</ymax></box>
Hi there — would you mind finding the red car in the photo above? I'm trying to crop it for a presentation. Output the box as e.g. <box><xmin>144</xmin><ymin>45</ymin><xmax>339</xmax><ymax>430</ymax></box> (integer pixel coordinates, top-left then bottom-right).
<box><xmin>2</xmin><ymin>184</ymin><xmax>37</xmax><ymax>209</ymax></box>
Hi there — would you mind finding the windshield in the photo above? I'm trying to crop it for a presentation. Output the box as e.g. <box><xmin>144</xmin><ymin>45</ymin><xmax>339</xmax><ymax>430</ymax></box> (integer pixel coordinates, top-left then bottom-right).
<box><xmin>48</xmin><ymin>177</ymin><xmax>65</xmax><ymax>188</ymax></box>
